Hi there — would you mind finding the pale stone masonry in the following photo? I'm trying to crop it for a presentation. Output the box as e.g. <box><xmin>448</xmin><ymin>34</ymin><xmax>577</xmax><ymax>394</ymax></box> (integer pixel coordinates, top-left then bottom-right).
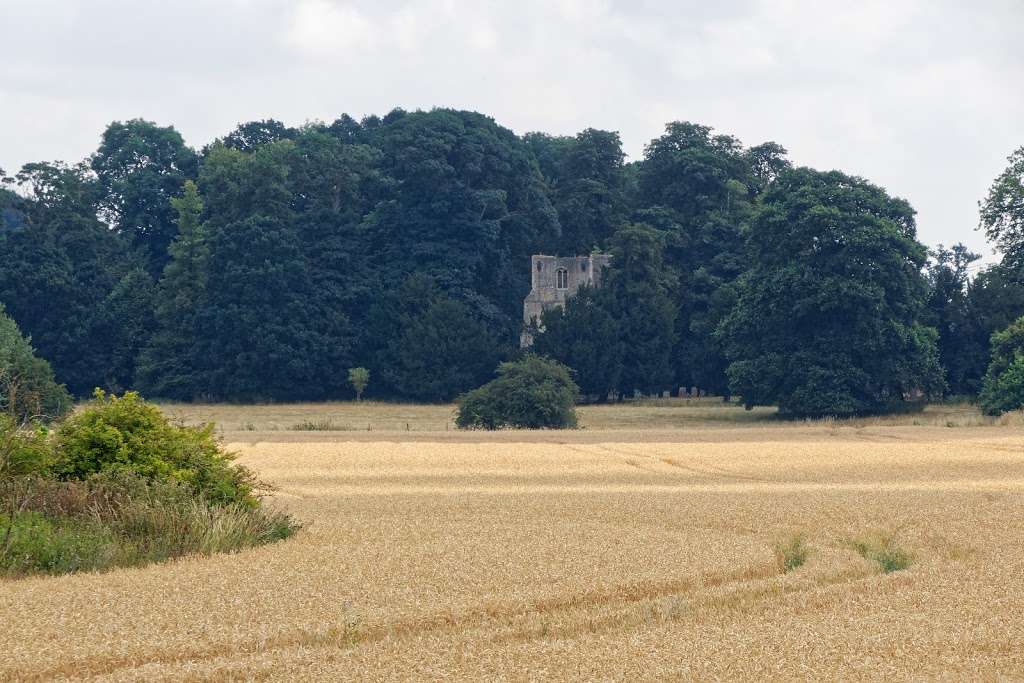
<box><xmin>520</xmin><ymin>253</ymin><xmax>612</xmax><ymax>347</ymax></box>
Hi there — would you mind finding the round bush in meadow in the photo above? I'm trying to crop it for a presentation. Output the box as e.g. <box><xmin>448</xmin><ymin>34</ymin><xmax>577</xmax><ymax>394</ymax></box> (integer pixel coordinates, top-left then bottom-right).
<box><xmin>456</xmin><ymin>355</ymin><xmax>579</xmax><ymax>430</ymax></box>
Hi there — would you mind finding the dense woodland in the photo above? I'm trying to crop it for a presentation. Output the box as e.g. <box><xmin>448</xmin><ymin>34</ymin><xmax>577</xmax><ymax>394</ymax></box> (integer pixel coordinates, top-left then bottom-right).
<box><xmin>1</xmin><ymin>109</ymin><xmax>1023</xmax><ymax>414</ymax></box>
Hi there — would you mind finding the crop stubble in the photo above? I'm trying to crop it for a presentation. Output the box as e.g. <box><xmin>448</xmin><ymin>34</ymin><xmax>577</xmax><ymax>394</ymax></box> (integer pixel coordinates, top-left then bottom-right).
<box><xmin>2</xmin><ymin>424</ymin><xmax>1024</xmax><ymax>680</ymax></box>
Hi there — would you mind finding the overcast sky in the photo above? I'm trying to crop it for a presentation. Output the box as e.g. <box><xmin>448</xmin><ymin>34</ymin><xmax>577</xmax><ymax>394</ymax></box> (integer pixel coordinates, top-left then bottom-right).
<box><xmin>2</xmin><ymin>0</ymin><xmax>1022</xmax><ymax>262</ymax></box>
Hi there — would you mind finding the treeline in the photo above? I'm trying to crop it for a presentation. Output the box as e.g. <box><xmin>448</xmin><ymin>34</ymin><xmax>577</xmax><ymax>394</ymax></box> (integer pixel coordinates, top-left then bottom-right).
<box><xmin>0</xmin><ymin>109</ymin><xmax>1022</xmax><ymax>412</ymax></box>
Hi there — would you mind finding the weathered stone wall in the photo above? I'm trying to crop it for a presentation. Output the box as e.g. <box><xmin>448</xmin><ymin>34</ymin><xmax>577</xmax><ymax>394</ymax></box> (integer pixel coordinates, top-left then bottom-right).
<box><xmin>521</xmin><ymin>254</ymin><xmax>612</xmax><ymax>347</ymax></box>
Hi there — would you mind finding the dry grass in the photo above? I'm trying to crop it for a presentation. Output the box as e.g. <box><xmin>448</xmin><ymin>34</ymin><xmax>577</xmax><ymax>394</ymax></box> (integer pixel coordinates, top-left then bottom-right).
<box><xmin>3</xmin><ymin>405</ymin><xmax>1024</xmax><ymax>679</ymax></box>
<box><xmin>155</xmin><ymin>397</ymin><xmax>1018</xmax><ymax>436</ymax></box>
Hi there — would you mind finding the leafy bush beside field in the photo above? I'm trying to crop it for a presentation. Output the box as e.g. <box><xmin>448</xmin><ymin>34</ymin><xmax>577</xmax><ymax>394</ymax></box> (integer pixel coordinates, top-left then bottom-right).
<box><xmin>0</xmin><ymin>393</ymin><xmax>296</xmax><ymax>578</ymax></box>
<box><xmin>457</xmin><ymin>355</ymin><xmax>579</xmax><ymax>430</ymax></box>
<box><xmin>55</xmin><ymin>390</ymin><xmax>256</xmax><ymax>506</ymax></box>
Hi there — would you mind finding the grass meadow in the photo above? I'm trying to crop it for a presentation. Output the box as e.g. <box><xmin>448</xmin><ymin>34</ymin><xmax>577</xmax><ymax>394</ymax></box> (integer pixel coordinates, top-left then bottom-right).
<box><xmin>4</xmin><ymin>399</ymin><xmax>1024</xmax><ymax>679</ymax></box>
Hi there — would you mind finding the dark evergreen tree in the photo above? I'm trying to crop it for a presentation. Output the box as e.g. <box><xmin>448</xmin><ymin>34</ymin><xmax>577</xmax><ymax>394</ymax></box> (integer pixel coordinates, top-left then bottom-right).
<box><xmin>192</xmin><ymin>142</ymin><xmax>352</xmax><ymax>400</ymax></box>
<box><xmin>363</xmin><ymin>274</ymin><xmax>503</xmax><ymax>402</ymax></box>
<box><xmin>603</xmin><ymin>223</ymin><xmax>678</xmax><ymax>395</ymax></box>
<box><xmin>136</xmin><ymin>180</ymin><xmax>209</xmax><ymax>398</ymax></box>
<box><xmin>924</xmin><ymin>244</ymin><xmax>983</xmax><ymax>395</ymax></box>
<box><xmin>532</xmin><ymin>286</ymin><xmax>622</xmax><ymax>400</ymax></box>
<box><xmin>635</xmin><ymin>122</ymin><xmax>788</xmax><ymax>394</ymax></box>
<box><xmin>0</xmin><ymin>304</ymin><xmax>72</xmax><ymax>421</ymax></box>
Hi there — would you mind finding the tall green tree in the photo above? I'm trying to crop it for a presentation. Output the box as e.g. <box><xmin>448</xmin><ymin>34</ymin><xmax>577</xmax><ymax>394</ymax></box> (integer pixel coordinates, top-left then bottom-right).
<box><xmin>532</xmin><ymin>224</ymin><xmax>678</xmax><ymax>398</ymax></box>
<box><xmin>362</xmin><ymin>109</ymin><xmax>559</xmax><ymax>338</ymax></box>
<box><xmin>924</xmin><ymin>244</ymin><xmax>983</xmax><ymax>395</ymax></box>
<box><xmin>0</xmin><ymin>162</ymin><xmax>136</xmax><ymax>395</ymax></box>
<box><xmin>635</xmin><ymin>122</ymin><xmax>788</xmax><ymax>394</ymax></box>
<box><xmin>193</xmin><ymin>142</ymin><xmax>352</xmax><ymax>400</ymax></box>
<box><xmin>603</xmin><ymin>223</ymin><xmax>677</xmax><ymax>395</ymax></box>
<box><xmin>979</xmin><ymin>146</ymin><xmax>1024</xmax><ymax>269</ymax></box>
<box><xmin>524</xmin><ymin>128</ymin><xmax>627</xmax><ymax>254</ymax></box>
<box><xmin>719</xmin><ymin>168</ymin><xmax>944</xmax><ymax>417</ymax></box>
<box><xmin>91</xmin><ymin>119</ymin><xmax>199</xmax><ymax>273</ymax></box>
<box><xmin>220</xmin><ymin>119</ymin><xmax>296</xmax><ymax>153</ymax></box>
<box><xmin>136</xmin><ymin>180</ymin><xmax>209</xmax><ymax>398</ymax></box>
<box><xmin>362</xmin><ymin>274</ymin><xmax>503</xmax><ymax>402</ymax></box>
<box><xmin>532</xmin><ymin>286</ymin><xmax>623</xmax><ymax>400</ymax></box>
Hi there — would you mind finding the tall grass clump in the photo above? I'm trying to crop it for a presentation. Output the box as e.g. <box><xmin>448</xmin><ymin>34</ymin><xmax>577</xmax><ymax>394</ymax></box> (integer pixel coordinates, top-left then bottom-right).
<box><xmin>773</xmin><ymin>533</ymin><xmax>810</xmax><ymax>573</ymax></box>
<box><xmin>849</xmin><ymin>531</ymin><xmax>913</xmax><ymax>573</ymax></box>
<box><xmin>290</xmin><ymin>419</ymin><xmax>337</xmax><ymax>431</ymax></box>
<box><xmin>1</xmin><ymin>392</ymin><xmax>298</xmax><ymax>578</ymax></box>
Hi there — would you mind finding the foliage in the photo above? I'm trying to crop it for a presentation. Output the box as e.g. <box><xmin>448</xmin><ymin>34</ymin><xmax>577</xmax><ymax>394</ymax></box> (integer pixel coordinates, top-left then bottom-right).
<box><xmin>1</xmin><ymin>109</ymin><xmax>1008</xmax><ymax>407</ymax></box>
<box><xmin>849</xmin><ymin>531</ymin><xmax>913</xmax><ymax>573</ymax></box>
<box><xmin>0</xmin><ymin>306</ymin><xmax>71</xmax><ymax>421</ymax></box>
<box><xmin>0</xmin><ymin>162</ymin><xmax>142</xmax><ymax>395</ymax></box>
<box><xmin>348</xmin><ymin>367</ymin><xmax>370</xmax><ymax>401</ymax></box>
<box><xmin>364</xmin><ymin>274</ymin><xmax>504</xmax><ymax>402</ymax></box>
<box><xmin>635</xmin><ymin>122</ymin><xmax>786</xmax><ymax>395</ymax></box>
<box><xmin>979</xmin><ymin>146</ymin><xmax>1024</xmax><ymax>268</ymax></box>
<box><xmin>54</xmin><ymin>391</ymin><xmax>256</xmax><ymax>506</ymax></box>
<box><xmin>523</xmin><ymin>128</ymin><xmax>627</xmax><ymax>254</ymax></box>
<box><xmin>0</xmin><ymin>510</ymin><xmax>117</xmax><ymax>576</ymax></box>
<box><xmin>90</xmin><ymin>119</ymin><xmax>199</xmax><ymax>274</ymax></box>
<box><xmin>603</xmin><ymin>223</ymin><xmax>678</xmax><ymax>395</ymax></box>
<box><xmin>533</xmin><ymin>286</ymin><xmax>622</xmax><ymax>400</ymax></box>
<box><xmin>719</xmin><ymin>168</ymin><xmax>945</xmax><ymax>417</ymax></box>
<box><xmin>979</xmin><ymin>317</ymin><xmax>1024</xmax><ymax>415</ymax></box>
<box><xmin>532</xmin><ymin>223</ymin><xmax>676</xmax><ymax>398</ymax></box>
<box><xmin>0</xmin><ymin>416</ymin><xmax>54</xmax><ymax>479</ymax></box>
<box><xmin>136</xmin><ymin>180</ymin><xmax>208</xmax><ymax>398</ymax></box>
<box><xmin>456</xmin><ymin>355</ymin><xmax>579</xmax><ymax>429</ymax></box>
<box><xmin>0</xmin><ymin>397</ymin><xmax>297</xmax><ymax>578</ymax></box>
<box><xmin>773</xmin><ymin>534</ymin><xmax>809</xmax><ymax>573</ymax></box>
<box><xmin>924</xmin><ymin>244</ymin><xmax>984</xmax><ymax>395</ymax></box>
<box><xmin>0</xmin><ymin>473</ymin><xmax>296</xmax><ymax>578</ymax></box>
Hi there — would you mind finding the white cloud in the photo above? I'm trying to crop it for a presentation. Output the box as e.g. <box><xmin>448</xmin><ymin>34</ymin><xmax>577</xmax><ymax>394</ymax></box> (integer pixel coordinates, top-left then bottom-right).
<box><xmin>284</xmin><ymin>0</ymin><xmax>377</xmax><ymax>57</ymax></box>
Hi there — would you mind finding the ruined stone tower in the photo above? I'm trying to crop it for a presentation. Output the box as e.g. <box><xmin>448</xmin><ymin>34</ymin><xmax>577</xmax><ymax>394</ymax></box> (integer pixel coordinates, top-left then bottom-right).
<box><xmin>521</xmin><ymin>254</ymin><xmax>612</xmax><ymax>347</ymax></box>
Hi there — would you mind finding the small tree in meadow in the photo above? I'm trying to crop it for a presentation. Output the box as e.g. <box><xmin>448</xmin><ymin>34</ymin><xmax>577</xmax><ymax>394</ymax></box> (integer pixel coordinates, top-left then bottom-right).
<box><xmin>348</xmin><ymin>367</ymin><xmax>370</xmax><ymax>401</ymax></box>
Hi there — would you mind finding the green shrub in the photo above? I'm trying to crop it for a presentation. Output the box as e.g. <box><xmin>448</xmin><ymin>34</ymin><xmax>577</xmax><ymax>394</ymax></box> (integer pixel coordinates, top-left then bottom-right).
<box><xmin>54</xmin><ymin>391</ymin><xmax>257</xmax><ymax>506</ymax></box>
<box><xmin>0</xmin><ymin>305</ymin><xmax>72</xmax><ymax>422</ymax></box>
<box><xmin>456</xmin><ymin>355</ymin><xmax>579</xmax><ymax>430</ymax></box>
<box><xmin>979</xmin><ymin>318</ymin><xmax>1024</xmax><ymax>416</ymax></box>
<box><xmin>0</xmin><ymin>473</ymin><xmax>298</xmax><ymax>577</ymax></box>
<box><xmin>979</xmin><ymin>357</ymin><xmax>1024</xmax><ymax>416</ymax></box>
<box><xmin>0</xmin><ymin>415</ymin><xmax>54</xmax><ymax>479</ymax></box>
<box><xmin>0</xmin><ymin>511</ymin><xmax>119</xmax><ymax>576</ymax></box>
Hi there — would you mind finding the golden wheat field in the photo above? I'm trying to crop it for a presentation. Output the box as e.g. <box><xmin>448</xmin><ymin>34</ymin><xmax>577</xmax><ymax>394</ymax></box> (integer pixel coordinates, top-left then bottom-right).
<box><xmin>4</xmin><ymin>403</ymin><xmax>1024</xmax><ymax>680</ymax></box>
